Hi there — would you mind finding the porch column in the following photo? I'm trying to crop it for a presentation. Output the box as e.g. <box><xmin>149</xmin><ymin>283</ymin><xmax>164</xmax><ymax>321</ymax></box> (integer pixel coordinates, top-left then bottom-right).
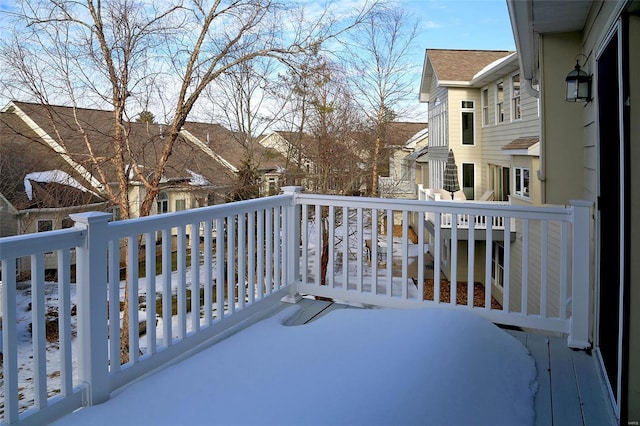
<box><xmin>281</xmin><ymin>186</ymin><xmax>303</xmax><ymax>303</ymax></box>
<box><xmin>70</xmin><ymin>212</ymin><xmax>112</xmax><ymax>404</ymax></box>
<box><xmin>568</xmin><ymin>200</ymin><xmax>593</xmax><ymax>349</ymax></box>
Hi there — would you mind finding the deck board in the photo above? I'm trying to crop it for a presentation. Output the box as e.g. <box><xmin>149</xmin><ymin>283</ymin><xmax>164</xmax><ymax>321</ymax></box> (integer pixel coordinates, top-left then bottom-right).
<box><xmin>548</xmin><ymin>335</ymin><xmax>584</xmax><ymax>425</ymax></box>
<box><xmin>570</xmin><ymin>350</ymin><xmax>617</xmax><ymax>426</ymax></box>
<box><xmin>527</xmin><ymin>333</ymin><xmax>553</xmax><ymax>426</ymax></box>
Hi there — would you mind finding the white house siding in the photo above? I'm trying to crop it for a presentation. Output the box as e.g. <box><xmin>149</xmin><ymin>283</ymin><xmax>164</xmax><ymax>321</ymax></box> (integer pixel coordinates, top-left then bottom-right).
<box><xmin>479</xmin><ymin>82</ymin><xmax>539</xmax><ymax>192</ymax></box>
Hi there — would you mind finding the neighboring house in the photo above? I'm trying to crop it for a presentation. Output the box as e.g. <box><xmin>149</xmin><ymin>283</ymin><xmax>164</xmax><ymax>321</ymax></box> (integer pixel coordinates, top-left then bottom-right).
<box><xmin>507</xmin><ymin>1</ymin><xmax>639</xmax><ymax>422</ymax></box>
<box><xmin>0</xmin><ymin>110</ymin><xmax>109</xmax><ymax>273</ymax></box>
<box><xmin>378</xmin><ymin>123</ymin><xmax>429</xmax><ymax>199</ymax></box>
<box><xmin>418</xmin><ymin>49</ymin><xmax>552</xmax><ymax>314</ymax></box>
<box><xmin>259</xmin><ymin>130</ymin><xmax>366</xmax><ymax>195</ymax></box>
<box><xmin>181</xmin><ymin>122</ymin><xmax>286</xmax><ymax>197</ymax></box>
<box><xmin>1</xmin><ymin>101</ymin><xmax>287</xmax><ymax>220</ymax></box>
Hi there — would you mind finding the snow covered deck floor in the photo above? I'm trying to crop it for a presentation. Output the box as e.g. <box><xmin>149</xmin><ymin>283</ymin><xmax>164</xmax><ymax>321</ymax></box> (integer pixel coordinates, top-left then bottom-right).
<box><xmin>291</xmin><ymin>298</ymin><xmax>616</xmax><ymax>426</ymax></box>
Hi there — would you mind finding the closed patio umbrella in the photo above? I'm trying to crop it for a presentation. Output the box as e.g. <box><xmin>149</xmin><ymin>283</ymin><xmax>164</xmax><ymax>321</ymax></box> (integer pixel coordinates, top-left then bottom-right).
<box><xmin>443</xmin><ymin>149</ymin><xmax>460</xmax><ymax>200</ymax></box>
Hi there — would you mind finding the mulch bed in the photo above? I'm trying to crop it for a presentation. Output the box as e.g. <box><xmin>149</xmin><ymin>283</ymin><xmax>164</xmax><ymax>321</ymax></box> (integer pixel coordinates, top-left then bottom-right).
<box><xmin>423</xmin><ymin>279</ymin><xmax>502</xmax><ymax>310</ymax></box>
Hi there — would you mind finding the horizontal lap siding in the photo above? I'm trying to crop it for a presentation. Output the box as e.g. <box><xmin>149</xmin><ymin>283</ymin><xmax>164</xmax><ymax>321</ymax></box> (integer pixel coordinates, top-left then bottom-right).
<box><xmin>479</xmin><ymin>77</ymin><xmax>539</xmax><ymax>193</ymax></box>
<box><xmin>509</xmin><ymin>219</ymin><xmax>564</xmax><ymax>317</ymax></box>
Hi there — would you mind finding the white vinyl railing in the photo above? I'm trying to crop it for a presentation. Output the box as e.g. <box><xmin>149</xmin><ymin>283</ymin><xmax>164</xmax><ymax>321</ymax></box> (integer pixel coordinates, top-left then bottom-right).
<box><xmin>0</xmin><ymin>187</ymin><xmax>592</xmax><ymax>425</ymax></box>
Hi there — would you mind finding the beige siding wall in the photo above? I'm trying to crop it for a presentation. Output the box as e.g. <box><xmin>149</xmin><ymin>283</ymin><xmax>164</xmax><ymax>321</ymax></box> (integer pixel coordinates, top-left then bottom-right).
<box><xmin>539</xmin><ymin>32</ymin><xmax>585</xmax><ymax>205</ymax></box>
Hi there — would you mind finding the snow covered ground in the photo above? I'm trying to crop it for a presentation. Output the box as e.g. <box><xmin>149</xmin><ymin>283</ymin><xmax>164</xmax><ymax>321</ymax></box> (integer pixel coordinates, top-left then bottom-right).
<box><xmin>54</xmin><ymin>306</ymin><xmax>538</xmax><ymax>426</ymax></box>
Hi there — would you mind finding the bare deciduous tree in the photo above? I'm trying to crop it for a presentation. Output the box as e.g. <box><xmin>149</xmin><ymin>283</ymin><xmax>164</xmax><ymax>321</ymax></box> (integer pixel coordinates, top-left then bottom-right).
<box><xmin>0</xmin><ymin>0</ymin><xmax>376</xmax><ymax>363</ymax></box>
<box><xmin>344</xmin><ymin>5</ymin><xmax>419</xmax><ymax>196</ymax></box>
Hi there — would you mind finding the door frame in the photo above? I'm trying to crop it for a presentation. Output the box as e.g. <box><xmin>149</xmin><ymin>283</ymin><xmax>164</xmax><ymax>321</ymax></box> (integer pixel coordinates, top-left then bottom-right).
<box><xmin>594</xmin><ymin>19</ymin><xmax>628</xmax><ymax>418</ymax></box>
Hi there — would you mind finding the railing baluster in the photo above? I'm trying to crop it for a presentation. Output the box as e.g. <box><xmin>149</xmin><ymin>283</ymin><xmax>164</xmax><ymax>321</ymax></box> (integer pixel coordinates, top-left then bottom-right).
<box><xmin>238</xmin><ymin>214</ymin><xmax>246</xmax><ymax>309</ymax></box>
<box><xmin>127</xmin><ymin>236</ymin><xmax>140</xmax><ymax>361</ymax></box>
<box><xmin>450</xmin><ymin>214</ymin><xmax>457</xmax><ymax>306</ymax></box>
<box><xmin>386</xmin><ymin>209</ymin><xmax>393</xmax><ymax>297</ymax></box>
<box><xmin>314</xmin><ymin>204</ymin><xmax>321</xmax><ymax>287</ymax></box>
<box><xmin>58</xmin><ymin>249</ymin><xmax>73</xmax><ymax>395</ymax></box>
<box><xmin>434</xmin><ymin>211</ymin><xmax>441</xmax><ymax>303</ymax></box>
<box><xmin>328</xmin><ymin>206</ymin><xmax>335</xmax><ymax>288</ymax></box>
<box><xmin>301</xmin><ymin>205</ymin><xmax>308</xmax><ymax>286</ymax></box>
<box><xmin>417</xmin><ymin>211</ymin><xmax>425</xmax><ymax>301</ymax></box>
<box><xmin>227</xmin><ymin>216</ymin><xmax>237</xmax><ymax>311</ymax></box>
<box><xmin>145</xmin><ymin>232</ymin><xmax>157</xmax><ymax>354</ymax></box>
<box><xmin>343</xmin><ymin>206</ymin><xmax>349</xmax><ymax>290</ymax></box>
<box><xmin>503</xmin><ymin>218</ymin><xmax>511</xmax><ymax>313</ymax></box>
<box><xmin>521</xmin><ymin>219</ymin><xmax>529</xmax><ymax>315</ymax></box>
<box><xmin>540</xmin><ymin>221</ymin><xmax>548</xmax><ymax>318</ymax></box>
<box><xmin>246</xmin><ymin>213</ymin><xmax>255</xmax><ymax>305</ymax></box>
<box><xmin>162</xmin><ymin>228</ymin><xmax>172</xmax><ymax>343</ymax></box>
<box><xmin>204</xmin><ymin>220</ymin><xmax>213</xmax><ymax>324</ymax></box>
<box><xmin>31</xmin><ymin>253</ymin><xmax>47</xmax><ymax>409</ymax></box>
<box><xmin>266</xmin><ymin>209</ymin><xmax>273</xmax><ymax>294</ymax></box>
<box><xmin>256</xmin><ymin>212</ymin><xmax>264</xmax><ymax>299</ymax></box>
<box><xmin>371</xmin><ymin>209</ymin><xmax>378</xmax><ymax>295</ymax></box>
<box><xmin>467</xmin><ymin>216</ymin><xmax>475</xmax><ymax>308</ymax></box>
<box><xmin>2</xmin><ymin>257</ymin><xmax>19</xmax><ymax>423</ymax></box>
<box><xmin>190</xmin><ymin>221</ymin><xmax>201</xmax><ymax>331</ymax></box>
<box><xmin>273</xmin><ymin>207</ymin><xmax>280</xmax><ymax>291</ymax></box>
<box><xmin>108</xmin><ymin>239</ymin><xmax>121</xmax><ymax>366</ymax></box>
<box><xmin>401</xmin><ymin>210</ymin><xmax>409</xmax><ymax>299</ymax></box>
<box><xmin>216</xmin><ymin>217</ymin><xmax>226</xmax><ymax>315</ymax></box>
<box><xmin>485</xmin><ymin>219</ymin><xmax>493</xmax><ymax>310</ymax></box>
<box><xmin>177</xmin><ymin>226</ymin><xmax>187</xmax><ymax>339</ymax></box>
<box><xmin>357</xmin><ymin>208</ymin><xmax>364</xmax><ymax>293</ymax></box>
<box><xmin>560</xmin><ymin>221</ymin><xmax>569</xmax><ymax>320</ymax></box>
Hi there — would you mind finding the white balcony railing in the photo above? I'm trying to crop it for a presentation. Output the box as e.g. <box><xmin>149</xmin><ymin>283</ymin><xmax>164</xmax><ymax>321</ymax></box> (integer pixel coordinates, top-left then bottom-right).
<box><xmin>417</xmin><ymin>185</ymin><xmax>516</xmax><ymax>231</ymax></box>
<box><xmin>0</xmin><ymin>187</ymin><xmax>592</xmax><ymax>425</ymax></box>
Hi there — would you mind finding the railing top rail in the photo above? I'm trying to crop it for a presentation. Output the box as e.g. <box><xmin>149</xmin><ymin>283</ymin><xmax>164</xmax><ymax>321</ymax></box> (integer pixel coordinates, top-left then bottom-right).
<box><xmin>0</xmin><ymin>227</ymin><xmax>84</xmax><ymax>260</ymax></box>
<box><xmin>106</xmin><ymin>194</ymin><xmax>294</xmax><ymax>239</ymax></box>
<box><xmin>294</xmin><ymin>192</ymin><xmax>579</xmax><ymax>221</ymax></box>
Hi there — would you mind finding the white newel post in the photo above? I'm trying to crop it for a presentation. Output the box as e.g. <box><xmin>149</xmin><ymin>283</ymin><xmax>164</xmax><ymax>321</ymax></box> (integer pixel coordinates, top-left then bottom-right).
<box><xmin>70</xmin><ymin>212</ymin><xmax>112</xmax><ymax>405</ymax></box>
<box><xmin>568</xmin><ymin>200</ymin><xmax>593</xmax><ymax>349</ymax></box>
<box><xmin>281</xmin><ymin>186</ymin><xmax>303</xmax><ymax>303</ymax></box>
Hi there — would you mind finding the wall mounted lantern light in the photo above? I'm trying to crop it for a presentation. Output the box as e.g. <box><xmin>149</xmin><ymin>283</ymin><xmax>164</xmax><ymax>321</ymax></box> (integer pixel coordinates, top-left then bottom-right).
<box><xmin>565</xmin><ymin>55</ymin><xmax>592</xmax><ymax>102</ymax></box>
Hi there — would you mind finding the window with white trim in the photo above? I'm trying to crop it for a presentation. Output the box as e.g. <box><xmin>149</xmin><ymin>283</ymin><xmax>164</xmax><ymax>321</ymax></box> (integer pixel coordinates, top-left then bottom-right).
<box><xmin>156</xmin><ymin>192</ymin><xmax>169</xmax><ymax>214</ymax></box>
<box><xmin>514</xmin><ymin>167</ymin><xmax>530</xmax><ymax>198</ymax></box>
<box><xmin>461</xmin><ymin>100</ymin><xmax>475</xmax><ymax>145</ymax></box>
<box><xmin>496</xmin><ymin>81</ymin><xmax>505</xmax><ymax>123</ymax></box>
<box><xmin>511</xmin><ymin>74</ymin><xmax>521</xmax><ymax>120</ymax></box>
<box><xmin>481</xmin><ymin>88</ymin><xmax>489</xmax><ymax>126</ymax></box>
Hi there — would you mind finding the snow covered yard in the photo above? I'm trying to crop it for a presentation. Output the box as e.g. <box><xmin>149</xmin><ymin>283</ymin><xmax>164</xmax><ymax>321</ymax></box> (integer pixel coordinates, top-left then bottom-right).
<box><xmin>53</xmin><ymin>306</ymin><xmax>537</xmax><ymax>426</ymax></box>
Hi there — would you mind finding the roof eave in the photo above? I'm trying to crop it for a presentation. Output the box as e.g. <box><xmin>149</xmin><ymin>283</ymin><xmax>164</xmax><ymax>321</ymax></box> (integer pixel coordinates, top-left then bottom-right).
<box><xmin>507</xmin><ymin>0</ymin><xmax>536</xmax><ymax>84</ymax></box>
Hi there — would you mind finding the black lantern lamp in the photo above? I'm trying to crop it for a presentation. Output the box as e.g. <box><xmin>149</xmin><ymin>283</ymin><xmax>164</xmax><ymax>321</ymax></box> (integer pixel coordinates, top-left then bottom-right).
<box><xmin>565</xmin><ymin>55</ymin><xmax>592</xmax><ymax>102</ymax></box>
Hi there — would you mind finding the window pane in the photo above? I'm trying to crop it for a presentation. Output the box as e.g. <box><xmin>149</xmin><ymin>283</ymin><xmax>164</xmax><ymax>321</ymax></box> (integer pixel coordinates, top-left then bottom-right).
<box><xmin>523</xmin><ymin>169</ymin><xmax>530</xmax><ymax>197</ymax></box>
<box><xmin>496</xmin><ymin>82</ymin><xmax>504</xmax><ymax>123</ymax></box>
<box><xmin>515</xmin><ymin>168</ymin><xmax>522</xmax><ymax>195</ymax></box>
<box><xmin>462</xmin><ymin>163</ymin><xmax>474</xmax><ymax>200</ymax></box>
<box><xmin>461</xmin><ymin>100</ymin><xmax>474</xmax><ymax>109</ymax></box>
<box><xmin>37</xmin><ymin>220</ymin><xmax>53</xmax><ymax>232</ymax></box>
<box><xmin>175</xmin><ymin>199</ymin><xmax>186</xmax><ymax>211</ymax></box>
<box><xmin>462</xmin><ymin>112</ymin><xmax>474</xmax><ymax>145</ymax></box>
